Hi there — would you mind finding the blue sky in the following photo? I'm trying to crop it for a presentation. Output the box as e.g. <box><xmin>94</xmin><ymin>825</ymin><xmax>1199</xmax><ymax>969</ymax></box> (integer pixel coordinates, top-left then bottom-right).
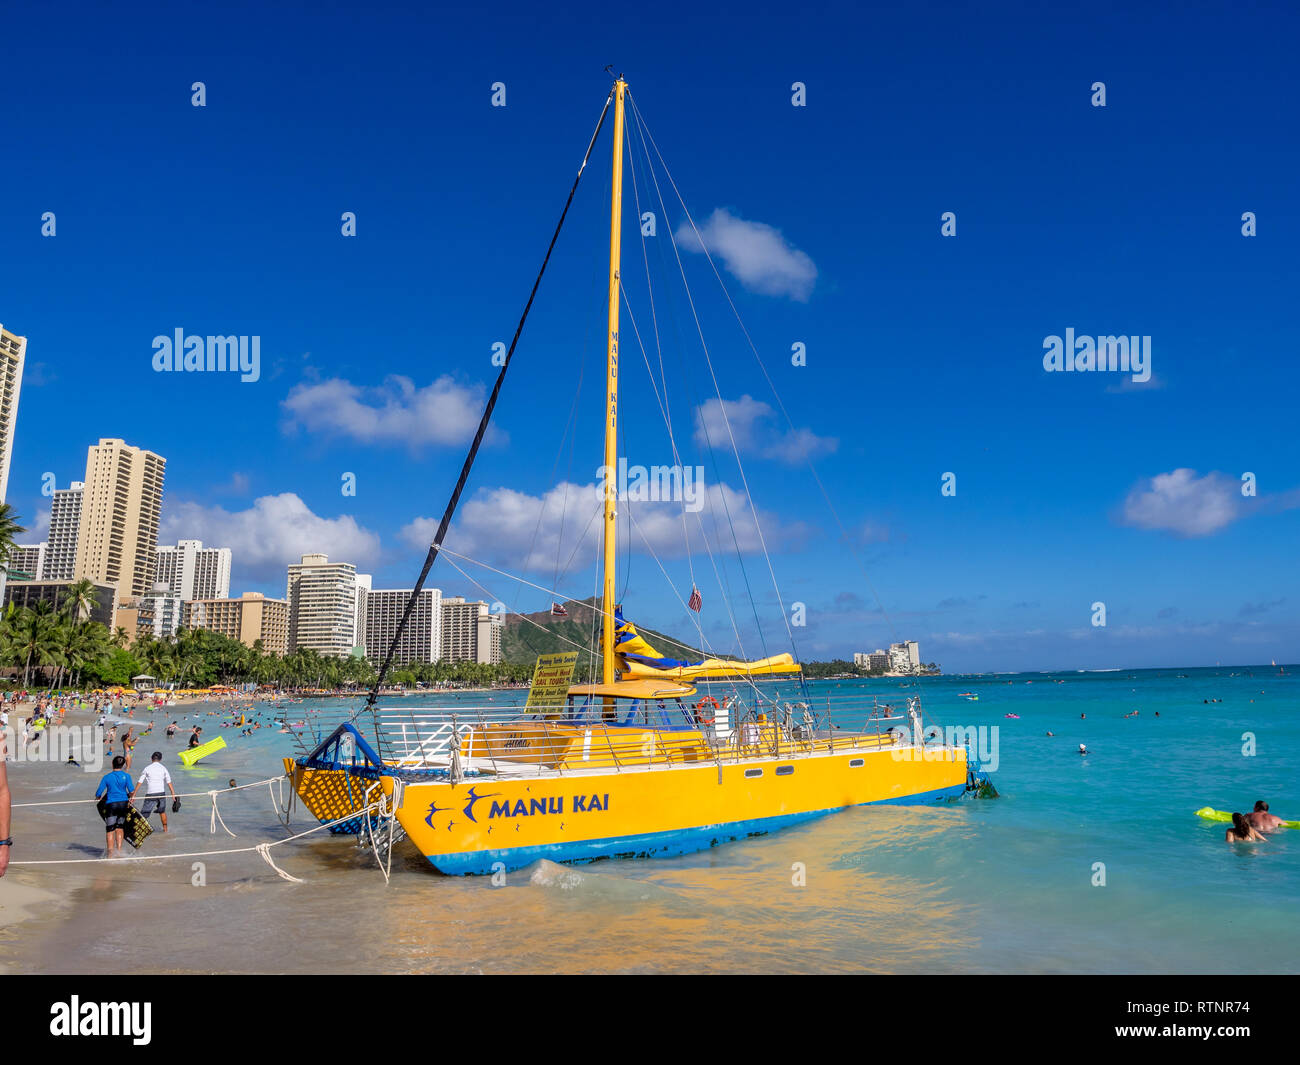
<box><xmin>2</xmin><ymin>0</ymin><xmax>1297</xmax><ymax>671</ymax></box>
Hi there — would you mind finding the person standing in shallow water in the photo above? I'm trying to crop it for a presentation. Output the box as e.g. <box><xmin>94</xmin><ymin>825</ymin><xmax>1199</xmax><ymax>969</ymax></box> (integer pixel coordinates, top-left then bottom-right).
<box><xmin>1246</xmin><ymin>801</ymin><xmax>1284</xmax><ymax>832</ymax></box>
<box><xmin>95</xmin><ymin>755</ymin><xmax>135</xmax><ymax>857</ymax></box>
<box><xmin>137</xmin><ymin>752</ymin><xmax>178</xmax><ymax>832</ymax></box>
<box><xmin>1226</xmin><ymin>812</ymin><xmax>1267</xmax><ymax>843</ymax></box>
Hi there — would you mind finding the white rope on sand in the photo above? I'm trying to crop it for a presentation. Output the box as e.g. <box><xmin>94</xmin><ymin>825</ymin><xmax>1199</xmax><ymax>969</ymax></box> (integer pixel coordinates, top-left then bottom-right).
<box><xmin>255</xmin><ymin>843</ymin><xmax>304</xmax><ymax>883</ymax></box>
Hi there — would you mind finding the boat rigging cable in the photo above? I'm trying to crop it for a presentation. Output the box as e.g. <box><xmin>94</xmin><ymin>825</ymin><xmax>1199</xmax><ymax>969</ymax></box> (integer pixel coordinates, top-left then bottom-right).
<box><xmin>625</xmin><ymin>95</ymin><xmax>793</xmax><ymax>677</ymax></box>
<box><xmin>635</xmin><ymin>95</ymin><xmax>918</xmax><ymax>698</ymax></box>
<box><xmin>360</xmin><ymin>85</ymin><xmax>617</xmax><ymax>717</ymax></box>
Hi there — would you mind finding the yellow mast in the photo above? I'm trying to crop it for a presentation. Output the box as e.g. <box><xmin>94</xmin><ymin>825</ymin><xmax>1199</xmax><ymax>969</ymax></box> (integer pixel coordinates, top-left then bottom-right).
<box><xmin>601</xmin><ymin>77</ymin><xmax>627</xmax><ymax>689</ymax></box>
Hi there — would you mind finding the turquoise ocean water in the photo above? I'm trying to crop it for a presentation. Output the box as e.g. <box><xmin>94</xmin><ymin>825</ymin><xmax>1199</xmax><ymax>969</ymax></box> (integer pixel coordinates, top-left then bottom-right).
<box><xmin>6</xmin><ymin>665</ymin><xmax>1298</xmax><ymax>973</ymax></box>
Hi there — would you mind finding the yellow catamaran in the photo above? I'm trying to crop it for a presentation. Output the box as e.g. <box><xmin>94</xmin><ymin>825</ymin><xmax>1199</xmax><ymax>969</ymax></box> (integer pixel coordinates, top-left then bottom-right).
<box><xmin>287</xmin><ymin>75</ymin><xmax>986</xmax><ymax>873</ymax></box>
<box><xmin>335</xmin><ymin>77</ymin><xmax>977</xmax><ymax>873</ymax></box>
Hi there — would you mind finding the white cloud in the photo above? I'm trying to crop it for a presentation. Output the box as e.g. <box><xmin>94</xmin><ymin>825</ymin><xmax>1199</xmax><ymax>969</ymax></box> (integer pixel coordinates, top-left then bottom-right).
<box><xmin>693</xmin><ymin>395</ymin><xmax>836</xmax><ymax>465</ymax></box>
<box><xmin>281</xmin><ymin>374</ymin><xmax>502</xmax><ymax>448</ymax></box>
<box><xmin>161</xmin><ymin>493</ymin><xmax>381</xmax><ymax>582</ymax></box>
<box><xmin>213</xmin><ymin>472</ymin><xmax>250</xmax><ymax>495</ymax></box>
<box><xmin>676</xmin><ymin>209</ymin><xmax>817</xmax><ymax>301</ymax></box>
<box><xmin>401</xmin><ymin>479</ymin><xmax>810</xmax><ymax>575</ymax></box>
<box><xmin>855</xmin><ymin>520</ymin><xmax>891</xmax><ymax>545</ymax></box>
<box><xmin>25</xmin><ymin>507</ymin><xmax>51</xmax><ymax>544</ymax></box>
<box><xmin>1119</xmin><ymin>469</ymin><xmax>1242</xmax><ymax>537</ymax></box>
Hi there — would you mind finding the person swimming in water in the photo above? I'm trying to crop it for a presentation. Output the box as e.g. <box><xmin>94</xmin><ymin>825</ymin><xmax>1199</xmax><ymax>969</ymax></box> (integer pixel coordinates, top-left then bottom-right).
<box><xmin>1246</xmin><ymin>801</ymin><xmax>1285</xmax><ymax>832</ymax></box>
<box><xmin>1226</xmin><ymin>812</ymin><xmax>1267</xmax><ymax>843</ymax></box>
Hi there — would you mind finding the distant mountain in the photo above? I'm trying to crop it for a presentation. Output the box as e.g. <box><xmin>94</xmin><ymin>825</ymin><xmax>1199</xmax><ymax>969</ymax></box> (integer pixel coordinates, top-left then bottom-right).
<box><xmin>501</xmin><ymin>597</ymin><xmax>708</xmax><ymax>667</ymax></box>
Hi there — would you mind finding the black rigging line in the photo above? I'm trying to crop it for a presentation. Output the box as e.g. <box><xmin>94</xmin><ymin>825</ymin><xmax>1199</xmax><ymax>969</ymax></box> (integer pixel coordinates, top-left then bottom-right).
<box><xmin>361</xmin><ymin>86</ymin><xmax>616</xmax><ymax>714</ymax></box>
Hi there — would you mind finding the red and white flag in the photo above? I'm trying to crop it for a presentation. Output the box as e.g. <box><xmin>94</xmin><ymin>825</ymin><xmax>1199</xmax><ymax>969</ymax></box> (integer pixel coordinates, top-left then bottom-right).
<box><xmin>687</xmin><ymin>585</ymin><xmax>702</xmax><ymax>612</ymax></box>
<box><xmin>550</xmin><ymin>602</ymin><xmax>568</xmax><ymax>617</ymax></box>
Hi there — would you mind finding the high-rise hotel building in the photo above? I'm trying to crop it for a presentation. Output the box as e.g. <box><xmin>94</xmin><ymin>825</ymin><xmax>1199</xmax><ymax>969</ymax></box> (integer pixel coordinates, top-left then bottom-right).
<box><xmin>286</xmin><ymin>554</ymin><xmax>365</xmax><ymax>657</ymax></box>
<box><xmin>0</xmin><ymin>323</ymin><xmax>27</xmax><ymax>601</ymax></box>
<box><xmin>189</xmin><ymin>591</ymin><xmax>289</xmax><ymax>656</ymax></box>
<box><xmin>440</xmin><ymin>596</ymin><xmax>503</xmax><ymax>664</ymax></box>
<box><xmin>8</xmin><ymin>543</ymin><xmax>45</xmax><ymax>581</ymax></box>
<box><xmin>155</xmin><ymin>539</ymin><xmax>231</xmax><ymax>601</ymax></box>
<box><xmin>0</xmin><ymin>323</ymin><xmax>27</xmax><ymax>505</ymax></box>
<box><xmin>73</xmin><ymin>439</ymin><xmax>166</xmax><ymax>600</ymax></box>
<box><xmin>365</xmin><ymin>588</ymin><xmax>442</xmax><ymax>666</ymax></box>
<box><xmin>44</xmin><ymin>481</ymin><xmax>84</xmax><ymax>581</ymax></box>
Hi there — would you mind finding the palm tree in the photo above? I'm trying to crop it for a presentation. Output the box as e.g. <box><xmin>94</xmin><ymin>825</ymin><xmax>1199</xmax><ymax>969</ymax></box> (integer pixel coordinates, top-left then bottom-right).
<box><xmin>173</xmin><ymin>627</ymin><xmax>204</xmax><ymax>687</ymax></box>
<box><xmin>10</xmin><ymin>603</ymin><xmax>59</xmax><ymax>687</ymax></box>
<box><xmin>0</xmin><ymin>503</ymin><xmax>26</xmax><ymax>579</ymax></box>
<box><xmin>143</xmin><ymin>639</ymin><xmax>174</xmax><ymax>684</ymax></box>
<box><xmin>71</xmin><ymin>622</ymin><xmax>110</xmax><ymax>688</ymax></box>
<box><xmin>111</xmin><ymin>626</ymin><xmax>130</xmax><ymax>649</ymax></box>
<box><xmin>60</xmin><ymin>578</ymin><xmax>100</xmax><ymax>625</ymax></box>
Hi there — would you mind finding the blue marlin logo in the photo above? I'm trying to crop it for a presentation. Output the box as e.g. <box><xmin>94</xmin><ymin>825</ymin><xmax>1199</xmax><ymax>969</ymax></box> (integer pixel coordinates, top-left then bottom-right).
<box><xmin>461</xmin><ymin>786</ymin><xmax>501</xmax><ymax>824</ymax></box>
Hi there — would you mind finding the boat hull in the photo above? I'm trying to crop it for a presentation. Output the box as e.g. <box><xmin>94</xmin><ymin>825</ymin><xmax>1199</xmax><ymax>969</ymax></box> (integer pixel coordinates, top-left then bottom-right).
<box><xmin>283</xmin><ymin>757</ymin><xmax>378</xmax><ymax>834</ymax></box>
<box><xmin>386</xmin><ymin>743</ymin><xmax>968</xmax><ymax>875</ymax></box>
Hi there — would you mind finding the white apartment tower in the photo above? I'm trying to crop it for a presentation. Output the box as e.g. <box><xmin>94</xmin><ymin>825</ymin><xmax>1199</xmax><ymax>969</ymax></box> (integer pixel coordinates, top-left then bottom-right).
<box><xmin>137</xmin><ymin>591</ymin><xmax>185</xmax><ymax>638</ymax></box>
<box><xmin>354</xmin><ymin>572</ymin><xmax>372</xmax><ymax>655</ymax></box>
<box><xmin>887</xmin><ymin>641</ymin><xmax>921</xmax><ymax>675</ymax></box>
<box><xmin>44</xmin><ymin>480</ymin><xmax>85</xmax><ymax>581</ymax></box>
<box><xmin>8</xmin><ymin>543</ymin><xmax>45</xmax><ymax>581</ymax></box>
<box><xmin>155</xmin><ymin>539</ymin><xmax>232</xmax><ymax>601</ymax></box>
<box><xmin>286</xmin><ymin>553</ymin><xmax>363</xmax><ymax>657</ymax></box>
<box><xmin>0</xmin><ymin>324</ymin><xmax>27</xmax><ymax>505</ymax></box>
<box><xmin>365</xmin><ymin>587</ymin><xmax>442</xmax><ymax>666</ymax></box>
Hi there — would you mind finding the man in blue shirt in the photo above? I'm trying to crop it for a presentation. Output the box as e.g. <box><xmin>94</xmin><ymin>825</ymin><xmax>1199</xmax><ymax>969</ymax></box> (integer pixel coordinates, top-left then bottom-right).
<box><xmin>95</xmin><ymin>755</ymin><xmax>135</xmax><ymax>857</ymax></box>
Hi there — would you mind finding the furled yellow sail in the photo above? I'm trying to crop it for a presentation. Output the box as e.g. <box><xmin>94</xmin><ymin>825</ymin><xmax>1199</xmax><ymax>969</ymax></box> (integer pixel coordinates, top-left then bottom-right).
<box><xmin>620</xmin><ymin>653</ymin><xmax>801</xmax><ymax>680</ymax></box>
<box><xmin>612</xmin><ymin>606</ymin><xmax>801</xmax><ymax>679</ymax></box>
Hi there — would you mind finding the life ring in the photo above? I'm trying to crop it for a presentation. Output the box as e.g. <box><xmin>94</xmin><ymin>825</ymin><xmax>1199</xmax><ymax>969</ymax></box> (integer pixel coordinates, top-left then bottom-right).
<box><xmin>695</xmin><ymin>696</ymin><xmax>720</xmax><ymax>726</ymax></box>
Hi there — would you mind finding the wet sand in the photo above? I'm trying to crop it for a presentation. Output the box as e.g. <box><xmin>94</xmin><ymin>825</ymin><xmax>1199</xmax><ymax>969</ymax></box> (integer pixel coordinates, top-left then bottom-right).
<box><xmin>0</xmin><ymin>697</ymin><xmax>297</xmax><ymax>973</ymax></box>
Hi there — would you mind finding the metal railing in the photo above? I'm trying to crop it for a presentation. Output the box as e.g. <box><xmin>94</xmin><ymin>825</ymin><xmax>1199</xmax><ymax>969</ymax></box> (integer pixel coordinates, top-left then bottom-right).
<box><xmin>287</xmin><ymin>691</ymin><xmax>961</xmax><ymax>779</ymax></box>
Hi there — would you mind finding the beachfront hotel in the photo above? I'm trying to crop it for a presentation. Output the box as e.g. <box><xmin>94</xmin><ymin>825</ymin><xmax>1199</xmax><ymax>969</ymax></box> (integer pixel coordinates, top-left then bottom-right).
<box><xmin>354</xmin><ymin>572</ymin><xmax>371</xmax><ymax>655</ymax></box>
<box><xmin>3</xmin><ymin>577</ymin><xmax>117</xmax><ymax>627</ymax></box>
<box><xmin>43</xmin><ymin>480</ymin><xmax>84</xmax><ymax>580</ymax></box>
<box><xmin>73</xmin><ymin>438</ymin><xmax>167</xmax><ymax>600</ymax></box>
<box><xmin>135</xmin><ymin>590</ymin><xmax>185</xmax><ymax>638</ymax></box>
<box><xmin>8</xmin><ymin>542</ymin><xmax>45</xmax><ymax>581</ymax></box>
<box><xmin>364</xmin><ymin>587</ymin><xmax>442</xmax><ymax>665</ymax></box>
<box><xmin>852</xmin><ymin>642</ymin><xmax>922</xmax><ymax>674</ymax></box>
<box><xmin>0</xmin><ymin>323</ymin><xmax>27</xmax><ymax>603</ymax></box>
<box><xmin>155</xmin><ymin>539</ymin><xmax>232</xmax><ymax>600</ymax></box>
<box><xmin>0</xmin><ymin>323</ymin><xmax>27</xmax><ymax>506</ymax></box>
<box><xmin>188</xmin><ymin>591</ymin><xmax>289</xmax><ymax>655</ymax></box>
<box><xmin>440</xmin><ymin>595</ymin><xmax>503</xmax><ymax>665</ymax></box>
<box><xmin>286</xmin><ymin>554</ymin><xmax>367</xmax><ymax>657</ymax></box>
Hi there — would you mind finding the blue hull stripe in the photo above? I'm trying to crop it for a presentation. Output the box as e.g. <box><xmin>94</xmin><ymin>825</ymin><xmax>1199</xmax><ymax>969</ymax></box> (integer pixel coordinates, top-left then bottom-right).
<box><xmin>424</xmin><ymin>783</ymin><xmax>968</xmax><ymax>875</ymax></box>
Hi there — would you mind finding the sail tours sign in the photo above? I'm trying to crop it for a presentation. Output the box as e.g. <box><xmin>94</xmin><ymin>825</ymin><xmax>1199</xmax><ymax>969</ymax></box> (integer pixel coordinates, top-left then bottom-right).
<box><xmin>525</xmin><ymin>652</ymin><xmax>579</xmax><ymax>713</ymax></box>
